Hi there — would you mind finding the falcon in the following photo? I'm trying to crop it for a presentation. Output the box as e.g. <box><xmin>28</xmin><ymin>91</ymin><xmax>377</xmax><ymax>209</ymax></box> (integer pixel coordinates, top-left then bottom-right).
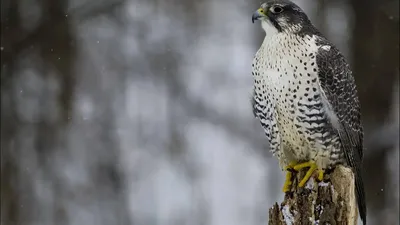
<box><xmin>251</xmin><ymin>0</ymin><xmax>366</xmax><ymax>224</ymax></box>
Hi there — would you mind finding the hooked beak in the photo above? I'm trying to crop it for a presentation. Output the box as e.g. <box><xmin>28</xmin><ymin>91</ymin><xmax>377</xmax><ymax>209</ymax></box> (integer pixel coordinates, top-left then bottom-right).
<box><xmin>252</xmin><ymin>8</ymin><xmax>267</xmax><ymax>23</ymax></box>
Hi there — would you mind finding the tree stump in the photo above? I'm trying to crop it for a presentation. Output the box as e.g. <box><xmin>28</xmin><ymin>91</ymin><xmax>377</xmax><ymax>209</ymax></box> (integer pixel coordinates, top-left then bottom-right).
<box><xmin>268</xmin><ymin>165</ymin><xmax>358</xmax><ymax>225</ymax></box>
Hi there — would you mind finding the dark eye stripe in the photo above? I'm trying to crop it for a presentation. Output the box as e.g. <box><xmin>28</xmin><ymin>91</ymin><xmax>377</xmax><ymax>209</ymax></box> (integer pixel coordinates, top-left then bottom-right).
<box><xmin>270</xmin><ymin>18</ymin><xmax>283</xmax><ymax>32</ymax></box>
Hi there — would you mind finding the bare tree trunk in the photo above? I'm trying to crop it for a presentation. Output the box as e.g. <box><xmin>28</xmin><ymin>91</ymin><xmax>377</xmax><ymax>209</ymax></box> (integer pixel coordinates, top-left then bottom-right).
<box><xmin>269</xmin><ymin>166</ymin><xmax>358</xmax><ymax>225</ymax></box>
<box><xmin>349</xmin><ymin>0</ymin><xmax>399</xmax><ymax>221</ymax></box>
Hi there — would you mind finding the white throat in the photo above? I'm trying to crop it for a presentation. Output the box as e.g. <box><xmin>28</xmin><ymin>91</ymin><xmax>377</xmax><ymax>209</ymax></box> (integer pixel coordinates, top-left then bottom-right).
<box><xmin>261</xmin><ymin>20</ymin><xmax>279</xmax><ymax>37</ymax></box>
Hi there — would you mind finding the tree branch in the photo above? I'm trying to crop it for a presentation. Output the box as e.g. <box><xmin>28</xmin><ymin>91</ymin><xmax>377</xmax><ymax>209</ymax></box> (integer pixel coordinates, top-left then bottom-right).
<box><xmin>269</xmin><ymin>165</ymin><xmax>358</xmax><ymax>225</ymax></box>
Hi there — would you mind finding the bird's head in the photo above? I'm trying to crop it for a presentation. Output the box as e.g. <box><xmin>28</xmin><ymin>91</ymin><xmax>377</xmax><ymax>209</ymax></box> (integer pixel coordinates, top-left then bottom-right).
<box><xmin>252</xmin><ymin>0</ymin><xmax>312</xmax><ymax>35</ymax></box>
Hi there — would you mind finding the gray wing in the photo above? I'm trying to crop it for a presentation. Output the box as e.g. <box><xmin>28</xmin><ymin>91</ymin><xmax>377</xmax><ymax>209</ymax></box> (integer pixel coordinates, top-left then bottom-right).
<box><xmin>315</xmin><ymin>42</ymin><xmax>364</xmax><ymax>160</ymax></box>
<box><xmin>315</xmin><ymin>39</ymin><xmax>366</xmax><ymax>224</ymax></box>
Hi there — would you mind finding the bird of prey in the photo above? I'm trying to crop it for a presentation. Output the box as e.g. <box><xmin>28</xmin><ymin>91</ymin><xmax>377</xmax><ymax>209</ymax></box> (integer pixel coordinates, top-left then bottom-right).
<box><xmin>251</xmin><ymin>0</ymin><xmax>366</xmax><ymax>224</ymax></box>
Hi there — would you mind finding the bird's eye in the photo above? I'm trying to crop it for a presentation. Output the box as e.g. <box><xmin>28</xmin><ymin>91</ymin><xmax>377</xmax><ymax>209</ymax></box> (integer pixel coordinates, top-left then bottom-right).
<box><xmin>270</xmin><ymin>6</ymin><xmax>284</xmax><ymax>14</ymax></box>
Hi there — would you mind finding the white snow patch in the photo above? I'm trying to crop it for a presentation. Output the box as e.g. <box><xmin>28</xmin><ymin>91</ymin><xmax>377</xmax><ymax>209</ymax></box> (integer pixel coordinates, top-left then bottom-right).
<box><xmin>282</xmin><ymin>205</ymin><xmax>295</xmax><ymax>225</ymax></box>
<box><xmin>318</xmin><ymin>181</ymin><xmax>330</xmax><ymax>187</ymax></box>
<box><xmin>316</xmin><ymin>204</ymin><xmax>324</xmax><ymax>214</ymax></box>
<box><xmin>305</xmin><ymin>177</ymin><xmax>315</xmax><ymax>189</ymax></box>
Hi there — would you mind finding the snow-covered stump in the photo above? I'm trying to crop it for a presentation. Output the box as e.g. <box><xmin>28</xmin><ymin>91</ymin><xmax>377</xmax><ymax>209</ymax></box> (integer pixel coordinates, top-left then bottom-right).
<box><xmin>268</xmin><ymin>165</ymin><xmax>358</xmax><ymax>225</ymax></box>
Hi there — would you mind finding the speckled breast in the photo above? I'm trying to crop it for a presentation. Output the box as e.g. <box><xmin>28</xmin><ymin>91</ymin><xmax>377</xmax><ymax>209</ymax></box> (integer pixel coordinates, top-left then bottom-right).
<box><xmin>253</xmin><ymin>35</ymin><xmax>335</xmax><ymax>158</ymax></box>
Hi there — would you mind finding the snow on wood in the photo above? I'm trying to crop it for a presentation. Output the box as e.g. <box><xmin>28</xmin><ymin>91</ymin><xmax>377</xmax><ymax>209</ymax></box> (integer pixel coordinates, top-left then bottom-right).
<box><xmin>268</xmin><ymin>165</ymin><xmax>358</xmax><ymax>225</ymax></box>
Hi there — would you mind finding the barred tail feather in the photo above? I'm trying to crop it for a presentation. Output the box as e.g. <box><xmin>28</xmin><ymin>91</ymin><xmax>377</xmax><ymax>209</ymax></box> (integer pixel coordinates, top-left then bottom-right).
<box><xmin>355</xmin><ymin>165</ymin><xmax>366</xmax><ymax>225</ymax></box>
<box><xmin>337</xmin><ymin>125</ymin><xmax>366</xmax><ymax>225</ymax></box>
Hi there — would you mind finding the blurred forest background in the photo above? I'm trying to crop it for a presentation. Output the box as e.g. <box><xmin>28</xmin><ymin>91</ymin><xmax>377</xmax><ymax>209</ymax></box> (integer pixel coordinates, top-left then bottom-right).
<box><xmin>1</xmin><ymin>0</ymin><xmax>398</xmax><ymax>224</ymax></box>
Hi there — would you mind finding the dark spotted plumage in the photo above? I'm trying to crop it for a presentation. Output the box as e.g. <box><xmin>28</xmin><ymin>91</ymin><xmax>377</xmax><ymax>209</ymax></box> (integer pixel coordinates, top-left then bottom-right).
<box><xmin>251</xmin><ymin>0</ymin><xmax>366</xmax><ymax>224</ymax></box>
<box><xmin>315</xmin><ymin>37</ymin><xmax>366</xmax><ymax>223</ymax></box>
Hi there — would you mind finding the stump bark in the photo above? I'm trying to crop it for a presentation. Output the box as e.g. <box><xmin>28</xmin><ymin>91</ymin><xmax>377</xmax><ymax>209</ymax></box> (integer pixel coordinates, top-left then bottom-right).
<box><xmin>268</xmin><ymin>165</ymin><xmax>358</xmax><ymax>225</ymax></box>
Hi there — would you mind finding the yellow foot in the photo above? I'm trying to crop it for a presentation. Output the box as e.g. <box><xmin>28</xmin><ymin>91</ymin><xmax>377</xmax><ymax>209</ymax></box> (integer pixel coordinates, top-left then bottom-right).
<box><xmin>317</xmin><ymin>169</ymin><xmax>325</xmax><ymax>181</ymax></box>
<box><xmin>293</xmin><ymin>161</ymin><xmax>325</xmax><ymax>187</ymax></box>
<box><xmin>282</xmin><ymin>161</ymin><xmax>297</xmax><ymax>192</ymax></box>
